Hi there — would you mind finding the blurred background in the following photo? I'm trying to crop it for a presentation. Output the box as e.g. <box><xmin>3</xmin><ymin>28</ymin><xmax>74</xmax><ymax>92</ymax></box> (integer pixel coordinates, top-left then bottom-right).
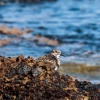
<box><xmin>0</xmin><ymin>0</ymin><xmax>100</xmax><ymax>83</ymax></box>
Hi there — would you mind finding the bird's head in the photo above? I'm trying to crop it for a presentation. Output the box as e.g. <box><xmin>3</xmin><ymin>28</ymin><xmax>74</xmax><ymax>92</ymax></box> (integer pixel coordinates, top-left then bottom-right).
<box><xmin>50</xmin><ymin>49</ymin><xmax>61</xmax><ymax>58</ymax></box>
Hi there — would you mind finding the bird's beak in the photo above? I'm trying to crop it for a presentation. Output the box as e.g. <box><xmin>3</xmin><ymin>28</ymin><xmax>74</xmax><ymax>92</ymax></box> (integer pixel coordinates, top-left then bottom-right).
<box><xmin>61</xmin><ymin>54</ymin><xmax>66</xmax><ymax>57</ymax></box>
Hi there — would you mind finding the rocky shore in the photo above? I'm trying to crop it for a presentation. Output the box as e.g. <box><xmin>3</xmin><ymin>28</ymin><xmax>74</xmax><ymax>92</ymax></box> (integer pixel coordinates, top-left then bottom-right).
<box><xmin>0</xmin><ymin>55</ymin><xmax>100</xmax><ymax>100</ymax></box>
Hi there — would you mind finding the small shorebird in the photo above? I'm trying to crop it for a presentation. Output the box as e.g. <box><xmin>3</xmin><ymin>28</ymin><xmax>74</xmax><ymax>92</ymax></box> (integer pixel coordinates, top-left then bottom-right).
<box><xmin>35</xmin><ymin>49</ymin><xmax>61</xmax><ymax>70</ymax></box>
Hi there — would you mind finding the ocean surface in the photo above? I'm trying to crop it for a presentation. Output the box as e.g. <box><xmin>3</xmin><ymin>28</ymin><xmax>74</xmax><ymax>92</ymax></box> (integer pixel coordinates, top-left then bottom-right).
<box><xmin>0</xmin><ymin>0</ymin><xmax>100</xmax><ymax>83</ymax></box>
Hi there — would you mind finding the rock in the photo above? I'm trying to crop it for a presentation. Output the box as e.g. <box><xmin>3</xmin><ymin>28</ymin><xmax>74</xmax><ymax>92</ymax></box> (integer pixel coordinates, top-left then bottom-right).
<box><xmin>16</xmin><ymin>62</ymin><xmax>31</xmax><ymax>75</ymax></box>
<box><xmin>0</xmin><ymin>56</ymin><xmax>100</xmax><ymax>100</ymax></box>
<box><xmin>0</xmin><ymin>39</ymin><xmax>10</xmax><ymax>47</ymax></box>
<box><xmin>0</xmin><ymin>25</ymin><xmax>33</xmax><ymax>36</ymax></box>
<box><xmin>22</xmin><ymin>28</ymin><xmax>33</xmax><ymax>33</ymax></box>
<box><xmin>16</xmin><ymin>55</ymin><xmax>24</xmax><ymax>62</ymax></box>
<box><xmin>34</xmin><ymin>35</ymin><xmax>59</xmax><ymax>46</ymax></box>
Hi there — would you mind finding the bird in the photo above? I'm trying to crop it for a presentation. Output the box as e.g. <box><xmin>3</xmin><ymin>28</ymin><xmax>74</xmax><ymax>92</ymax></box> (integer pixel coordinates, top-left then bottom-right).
<box><xmin>35</xmin><ymin>49</ymin><xmax>61</xmax><ymax>70</ymax></box>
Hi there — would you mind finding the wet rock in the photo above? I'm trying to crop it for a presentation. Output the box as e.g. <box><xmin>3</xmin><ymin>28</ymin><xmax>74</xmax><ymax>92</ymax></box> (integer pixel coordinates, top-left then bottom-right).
<box><xmin>0</xmin><ymin>25</ymin><xmax>33</xmax><ymax>36</ymax></box>
<box><xmin>34</xmin><ymin>35</ymin><xmax>59</xmax><ymax>46</ymax></box>
<box><xmin>0</xmin><ymin>56</ymin><xmax>100</xmax><ymax>100</ymax></box>
<box><xmin>24</xmin><ymin>34</ymin><xmax>59</xmax><ymax>46</ymax></box>
<box><xmin>22</xmin><ymin>28</ymin><xmax>33</xmax><ymax>34</ymax></box>
<box><xmin>0</xmin><ymin>39</ymin><xmax>10</xmax><ymax>47</ymax></box>
<box><xmin>15</xmin><ymin>62</ymin><xmax>31</xmax><ymax>75</ymax></box>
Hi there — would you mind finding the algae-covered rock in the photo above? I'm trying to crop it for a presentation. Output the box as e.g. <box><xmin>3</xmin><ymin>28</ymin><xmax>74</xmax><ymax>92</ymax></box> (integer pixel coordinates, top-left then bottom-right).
<box><xmin>0</xmin><ymin>56</ymin><xmax>100</xmax><ymax>100</ymax></box>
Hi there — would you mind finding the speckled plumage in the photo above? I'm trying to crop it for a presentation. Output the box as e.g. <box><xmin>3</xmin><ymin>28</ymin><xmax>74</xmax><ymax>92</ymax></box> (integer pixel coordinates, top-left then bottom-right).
<box><xmin>35</xmin><ymin>50</ymin><xmax>61</xmax><ymax>70</ymax></box>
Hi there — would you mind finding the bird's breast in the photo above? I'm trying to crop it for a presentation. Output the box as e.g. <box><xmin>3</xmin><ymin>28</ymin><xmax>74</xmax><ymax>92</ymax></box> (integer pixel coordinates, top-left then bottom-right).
<box><xmin>57</xmin><ymin>59</ymin><xmax>60</xmax><ymax>66</ymax></box>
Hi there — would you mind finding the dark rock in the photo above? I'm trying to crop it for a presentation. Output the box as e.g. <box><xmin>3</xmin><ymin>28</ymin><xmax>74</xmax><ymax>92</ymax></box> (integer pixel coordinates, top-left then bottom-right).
<box><xmin>0</xmin><ymin>56</ymin><xmax>100</xmax><ymax>100</ymax></box>
<box><xmin>16</xmin><ymin>62</ymin><xmax>31</xmax><ymax>75</ymax></box>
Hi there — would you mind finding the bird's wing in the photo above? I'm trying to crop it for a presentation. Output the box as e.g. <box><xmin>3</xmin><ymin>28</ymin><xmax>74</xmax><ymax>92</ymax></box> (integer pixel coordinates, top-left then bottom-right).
<box><xmin>35</xmin><ymin>54</ymin><xmax>59</xmax><ymax>67</ymax></box>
